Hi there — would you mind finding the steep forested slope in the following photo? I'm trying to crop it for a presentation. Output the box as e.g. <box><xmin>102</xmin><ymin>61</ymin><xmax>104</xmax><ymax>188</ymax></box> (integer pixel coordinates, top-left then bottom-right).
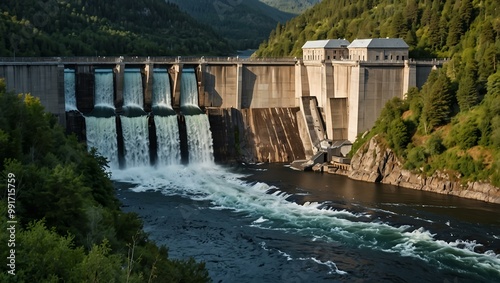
<box><xmin>255</xmin><ymin>0</ymin><xmax>499</xmax><ymax>63</ymax></box>
<box><xmin>259</xmin><ymin>0</ymin><xmax>321</xmax><ymax>14</ymax></box>
<box><xmin>0</xmin><ymin>0</ymin><xmax>233</xmax><ymax>56</ymax></box>
<box><xmin>255</xmin><ymin>0</ymin><xmax>500</xmax><ymax>187</ymax></box>
<box><xmin>166</xmin><ymin>0</ymin><xmax>320</xmax><ymax>50</ymax></box>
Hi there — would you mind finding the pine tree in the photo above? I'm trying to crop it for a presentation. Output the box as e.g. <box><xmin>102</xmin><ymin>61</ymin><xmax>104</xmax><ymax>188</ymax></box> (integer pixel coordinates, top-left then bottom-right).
<box><xmin>457</xmin><ymin>73</ymin><xmax>479</xmax><ymax>111</ymax></box>
<box><xmin>421</xmin><ymin>70</ymin><xmax>453</xmax><ymax>133</ymax></box>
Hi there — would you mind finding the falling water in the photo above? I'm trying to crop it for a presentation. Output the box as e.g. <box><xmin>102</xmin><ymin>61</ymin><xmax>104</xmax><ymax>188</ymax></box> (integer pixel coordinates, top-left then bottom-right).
<box><xmin>94</xmin><ymin>69</ymin><xmax>115</xmax><ymax>108</ymax></box>
<box><xmin>185</xmin><ymin>114</ymin><xmax>214</xmax><ymax>164</ymax></box>
<box><xmin>155</xmin><ymin>116</ymin><xmax>181</xmax><ymax>165</ymax></box>
<box><xmin>153</xmin><ymin>69</ymin><xmax>172</xmax><ymax>108</ymax></box>
<box><xmin>64</xmin><ymin>69</ymin><xmax>77</xmax><ymax>111</ymax></box>
<box><xmin>85</xmin><ymin>116</ymin><xmax>118</xmax><ymax>168</ymax></box>
<box><xmin>180</xmin><ymin>69</ymin><xmax>198</xmax><ymax>107</ymax></box>
<box><xmin>121</xmin><ymin>116</ymin><xmax>150</xmax><ymax>167</ymax></box>
<box><xmin>124</xmin><ymin>69</ymin><xmax>144</xmax><ymax>108</ymax></box>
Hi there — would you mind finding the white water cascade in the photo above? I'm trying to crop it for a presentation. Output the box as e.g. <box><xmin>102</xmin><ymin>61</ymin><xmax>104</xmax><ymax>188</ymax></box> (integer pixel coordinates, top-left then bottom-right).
<box><xmin>153</xmin><ymin>68</ymin><xmax>172</xmax><ymax>108</ymax></box>
<box><xmin>180</xmin><ymin>70</ymin><xmax>198</xmax><ymax>107</ymax></box>
<box><xmin>94</xmin><ymin>69</ymin><xmax>115</xmax><ymax>108</ymax></box>
<box><xmin>124</xmin><ymin>69</ymin><xmax>144</xmax><ymax>108</ymax></box>
<box><xmin>85</xmin><ymin>116</ymin><xmax>119</xmax><ymax>168</ymax></box>
<box><xmin>185</xmin><ymin>114</ymin><xmax>214</xmax><ymax>164</ymax></box>
<box><xmin>64</xmin><ymin>69</ymin><xmax>77</xmax><ymax>111</ymax></box>
<box><xmin>155</xmin><ymin>116</ymin><xmax>181</xmax><ymax>165</ymax></box>
<box><xmin>121</xmin><ymin>116</ymin><xmax>150</xmax><ymax>167</ymax></box>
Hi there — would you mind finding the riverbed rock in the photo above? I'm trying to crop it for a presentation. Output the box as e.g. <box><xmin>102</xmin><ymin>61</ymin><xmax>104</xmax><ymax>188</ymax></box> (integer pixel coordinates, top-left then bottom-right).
<box><xmin>347</xmin><ymin>135</ymin><xmax>500</xmax><ymax>204</ymax></box>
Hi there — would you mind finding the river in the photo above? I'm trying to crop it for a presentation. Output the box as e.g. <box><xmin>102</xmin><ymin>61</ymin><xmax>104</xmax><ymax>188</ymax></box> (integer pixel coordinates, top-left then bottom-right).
<box><xmin>113</xmin><ymin>163</ymin><xmax>500</xmax><ymax>283</ymax></box>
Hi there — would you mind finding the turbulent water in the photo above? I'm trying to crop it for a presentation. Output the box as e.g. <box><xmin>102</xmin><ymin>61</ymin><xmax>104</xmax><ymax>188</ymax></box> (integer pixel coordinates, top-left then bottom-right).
<box><xmin>120</xmin><ymin>116</ymin><xmax>150</xmax><ymax>168</ymax></box>
<box><xmin>94</xmin><ymin>69</ymin><xmax>115</xmax><ymax>108</ymax></box>
<box><xmin>124</xmin><ymin>69</ymin><xmax>144</xmax><ymax>108</ymax></box>
<box><xmin>113</xmin><ymin>163</ymin><xmax>500</xmax><ymax>283</ymax></box>
<box><xmin>152</xmin><ymin>68</ymin><xmax>172</xmax><ymax>108</ymax></box>
<box><xmin>180</xmin><ymin>70</ymin><xmax>199</xmax><ymax>107</ymax></box>
<box><xmin>64</xmin><ymin>69</ymin><xmax>77</xmax><ymax>111</ymax></box>
<box><xmin>85</xmin><ymin>116</ymin><xmax>118</xmax><ymax>168</ymax></box>
<box><xmin>185</xmin><ymin>114</ymin><xmax>214</xmax><ymax>164</ymax></box>
<box><xmin>154</xmin><ymin>115</ymin><xmax>181</xmax><ymax>166</ymax></box>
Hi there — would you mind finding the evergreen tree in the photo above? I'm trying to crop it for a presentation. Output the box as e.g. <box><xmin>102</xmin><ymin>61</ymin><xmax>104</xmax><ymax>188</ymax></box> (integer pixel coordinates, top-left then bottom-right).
<box><xmin>421</xmin><ymin>70</ymin><xmax>453</xmax><ymax>133</ymax></box>
<box><xmin>457</xmin><ymin>73</ymin><xmax>479</xmax><ymax>111</ymax></box>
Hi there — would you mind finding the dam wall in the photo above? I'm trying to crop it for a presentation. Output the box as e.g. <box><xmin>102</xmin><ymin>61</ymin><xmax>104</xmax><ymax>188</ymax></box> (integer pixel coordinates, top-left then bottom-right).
<box><xmin>207</xmin><ymin>107</ymin><xmax>306</xmax><ymax>163</ymax></box>
<box><xmin>0</xmin><ymin>63</ymin><xmax>66</xmax><ymax>125</ymax></box>
<box><xmin>0</xmin><ymin>57</ymin><xmax>444</xmax><ymax>160</ymax></box>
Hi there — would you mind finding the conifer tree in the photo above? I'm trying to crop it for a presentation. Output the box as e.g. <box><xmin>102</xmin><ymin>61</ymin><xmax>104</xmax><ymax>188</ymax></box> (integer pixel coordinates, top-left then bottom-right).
<box><xmin>421</xmin><ymin>70</ymin><xmax>453</xmax><ymax>133</ymax></box>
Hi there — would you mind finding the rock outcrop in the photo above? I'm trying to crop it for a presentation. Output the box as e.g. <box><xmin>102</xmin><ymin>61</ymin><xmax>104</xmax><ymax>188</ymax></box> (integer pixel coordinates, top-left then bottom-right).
<box><xmin>348</xmin><ymin>136</ymin><xmax>500</xmax><ymax>204</ymax></box>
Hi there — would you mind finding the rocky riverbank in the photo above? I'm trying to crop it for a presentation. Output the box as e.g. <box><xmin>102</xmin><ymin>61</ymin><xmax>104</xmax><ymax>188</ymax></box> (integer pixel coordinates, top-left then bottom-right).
<box><xmin>338</xmin><ymin>136</ymin><xmax>500</xmax><ymax>204</ymax></box>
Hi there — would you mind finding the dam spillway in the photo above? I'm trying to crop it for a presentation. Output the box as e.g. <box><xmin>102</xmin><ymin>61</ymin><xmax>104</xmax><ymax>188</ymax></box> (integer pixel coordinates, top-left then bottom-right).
<box><xmin>0</xmin><ymin>57</ymin><xmax>444</xmax><ymax>163</ymax></box>
<box><xmin>76</xmin><ymin>65</ymin><xmax>214</xmax><ymax>168</ymax></box>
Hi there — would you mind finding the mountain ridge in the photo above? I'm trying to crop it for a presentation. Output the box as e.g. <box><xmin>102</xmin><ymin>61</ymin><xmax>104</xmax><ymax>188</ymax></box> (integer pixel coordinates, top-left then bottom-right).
<box><xmin>0</xmin><ymin>0</ymin><xmax>233</xmax><ymax>56</ymax></box>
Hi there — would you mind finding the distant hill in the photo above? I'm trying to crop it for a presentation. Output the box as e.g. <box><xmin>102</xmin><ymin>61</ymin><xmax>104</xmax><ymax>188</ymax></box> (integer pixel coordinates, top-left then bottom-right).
<box><xmin>259</xmin><ymin>0</ymin><xmax>321</xmax><ymax>14</ymax></box>
<box><xmin>165</xmin><ymin>0</ymin><xmax>319</xmax><ymax>50</ymax></box>
<box><xmin>0</xmin><ymin>0</ymin><xmax>233</xmax><ymax>56</ymax></box>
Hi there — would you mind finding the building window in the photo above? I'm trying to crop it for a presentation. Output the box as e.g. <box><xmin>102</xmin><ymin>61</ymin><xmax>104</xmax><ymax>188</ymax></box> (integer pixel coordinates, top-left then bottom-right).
<box><xmin>327</xmin><ymin>55</ymin><xmax>330</xmax><ymax>60</ymax></box>
<box><xmin>376</xmin><ymin>55</ymin><xmax>379</xmax><ymax>60</ymax></box>
<box><xmin>333</xmin><ymin>56</ymin><xmax>336</xmax><ymax>60</ymax></box>
<box><xmin>396</xmin><ymin>55</ymin><xmax>399</xmax><ymax>60</ymax></box>
<box><xmin>402</xmin><ymin>56</ymin><xmax>405</xmax><ymax>60</ymax></box>
<box><xmin>384</xmin><ymin>55</ymin><xmax>388</xmax><ymax>60</ymax></box>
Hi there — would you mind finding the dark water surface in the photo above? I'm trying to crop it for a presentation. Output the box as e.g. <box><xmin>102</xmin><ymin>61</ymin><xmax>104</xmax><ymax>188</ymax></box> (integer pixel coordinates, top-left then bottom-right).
<box><xmin>115</xmin><ymin>163</ymin><xmax>500</xmax><ymax>283</ymax></box>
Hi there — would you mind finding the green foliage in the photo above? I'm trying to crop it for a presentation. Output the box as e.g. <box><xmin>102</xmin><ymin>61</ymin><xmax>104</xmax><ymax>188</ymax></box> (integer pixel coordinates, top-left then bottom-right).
<box><xmin>420</xmin><ymin>69</ymin><xmax>454</xmax><ymax>134</ymax></box>
<box><xmin>404</xmin><ymin>145</ymin><xmax>427</xmax><ymax>171</ymax></box>
<box><xmin>0</xmin><ymin>81</ymin><xmax>210</xmax><ymax>282</ymax></box>
<box><xmin>426</xmin><ymin>134</ymin><xmax>445</xmax><ymax>155</ymax></box>
<box><xmin>448</xmin><ymin>118</ymin><xmax>480</xmax><ymax>149</ymax></box>
<box><xmin>457</xmin><ymin>72</ymin><xmax>479</xmax><ymax>111</ymax></box>
<box><xmin>0</xmin><ymin>0</ymin><xmax>233</xmax><ymax>56</ymax></box>
<box><xmin>387</xmin><ymin>117</ymin><xmax>410</xmax><ymax>156</ymax></box>
<box><xmin>167</xmin><ymin>0</ymin><xmax>318</xmax><ymax>50</ymax></box>
<box><xmin>255</xmin><ymin>0</ymin><xmax>500</xmax><ymax>61</ymax></box>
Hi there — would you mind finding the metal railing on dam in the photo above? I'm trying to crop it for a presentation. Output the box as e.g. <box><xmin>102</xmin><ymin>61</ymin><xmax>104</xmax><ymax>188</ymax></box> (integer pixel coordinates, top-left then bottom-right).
<box><xmin>0</xmin><ymin>56</ymin><xmax>299</xmax><ymax>65</ymax></box>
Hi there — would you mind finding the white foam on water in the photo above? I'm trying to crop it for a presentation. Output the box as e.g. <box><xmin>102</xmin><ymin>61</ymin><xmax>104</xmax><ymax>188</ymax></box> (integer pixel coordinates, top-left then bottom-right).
<box><xmin>124</xmin><ymin>69</ymin><xmax>144</xmax><ymax>109</ymax></box>
<box><xmin>155</xmin><ymin>115</ymin><xmax>181</xmax><ymax>166</ymax></box>
<box><xmin>152</xmin><ymin>69</ymin><xmax>173</xmax><ymax>108</ymax></box>
<box><xmin>64</xmin><ymin>69</ymin><xmax>77</xmax><ymax>111</ymax></box>
<box><xmin>85</xmin><ymin>116</ymin><xmax>118</xmax><ymax>168</ymax></box>
<box><xmin>111</xmin><ymin>164</ymin><xmax>500</xmax><ymax>279</ymax></box>
<box><xmin>185</xmin><ymin>115</ymin><xmax>214</xmax><ymax>164</ymax></box>
<box><xmin>121</xmin><ymin>116</ymin><xmax>150</xmax><ymax>168</ymax></box>
<box><xmin>94</xmin><ymin>70</ymin><xmax>115</xmax><ymax>108</ymax></box>
<box><xmin>253</xmin><ymin>216</ymin><xmax>269</xmax><ymax>224</ymax></box>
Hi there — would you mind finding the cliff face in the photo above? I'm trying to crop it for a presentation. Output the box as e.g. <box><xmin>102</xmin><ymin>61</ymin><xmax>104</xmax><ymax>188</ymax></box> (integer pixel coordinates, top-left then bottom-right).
<box><xmin>348</xmin><ymin>136</ymin><xmax>500</xmax><ymax>204</ymax></box>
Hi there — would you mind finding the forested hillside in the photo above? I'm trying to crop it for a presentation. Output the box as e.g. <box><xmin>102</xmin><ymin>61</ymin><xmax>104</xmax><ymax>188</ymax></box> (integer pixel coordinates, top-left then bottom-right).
<box><xmin>255</xmin><ymin>0</ymin><xmax>500</xmax><ymax>187</ymax></box>
<box><xmin>0</xmin><ymin>0</ymin><xmax>233</xmax><ymax>56</ymax></box>
<box><xmin>166</xmin><ymin>0</ymin><xmax>320</xmax><ymax>50</ymax></box>
<box><xmin>0</xmin><ymin>80</ymin><xmax>210</xmax><ymax>282</ymax></box>
<box><xmin>259</xmin><ymin>0</ymin><xmax>320</xmax><ymax>14</ymax></box>
<box><xmin>255</xmin><ymin>0</ymin><xmax>499</xmax><ymax>62</ymax></box>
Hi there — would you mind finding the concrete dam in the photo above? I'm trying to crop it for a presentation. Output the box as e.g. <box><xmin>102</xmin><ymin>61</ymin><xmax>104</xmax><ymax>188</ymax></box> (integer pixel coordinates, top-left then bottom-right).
<box><xmin>0</xmin><ymin>57</ymin><xmax>442</xmax><ymax>164</ymax></box>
